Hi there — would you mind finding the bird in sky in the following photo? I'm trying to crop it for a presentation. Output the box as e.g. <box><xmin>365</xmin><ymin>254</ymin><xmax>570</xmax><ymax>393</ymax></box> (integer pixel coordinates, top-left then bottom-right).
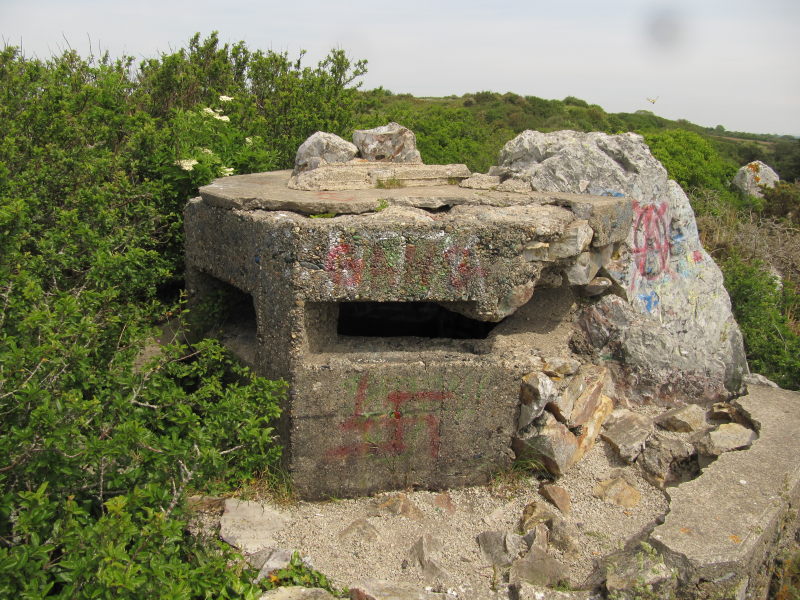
<box><xmin>646</xmin><ymin>96</ymin><xmax>659</xmax><ymax>104</ymax></box>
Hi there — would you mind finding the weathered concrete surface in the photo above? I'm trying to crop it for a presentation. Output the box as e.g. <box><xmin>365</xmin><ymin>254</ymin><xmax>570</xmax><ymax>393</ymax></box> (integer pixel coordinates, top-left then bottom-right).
<box><xmin>496</xmin><ymin>130</ymin><xmax>749</xmax><ymax>404</ymax></box>
<box><xmin>649</xmin><ymin>385</ymin><xmax>800</xmax><ymax>598</ymax></box>
<box><xmin>186</xmin><ymin>171</ymin><xmax>630</xmax><ymax>498</ymax></box>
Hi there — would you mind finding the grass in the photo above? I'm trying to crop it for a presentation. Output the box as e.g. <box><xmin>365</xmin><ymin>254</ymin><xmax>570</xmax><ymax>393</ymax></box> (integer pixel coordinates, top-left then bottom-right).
<box><xmin>375</xmin><ymin>177</ymin><xmax>405</xmax><ymax>189</ymax></box>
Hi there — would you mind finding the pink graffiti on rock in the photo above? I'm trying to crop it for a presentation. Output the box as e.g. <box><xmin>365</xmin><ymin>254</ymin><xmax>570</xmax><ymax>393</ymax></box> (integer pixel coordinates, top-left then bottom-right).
<box><xmin>631</xmin><ymin>201</ymin><xmax>671</xmax><ymax>283</ymax></box>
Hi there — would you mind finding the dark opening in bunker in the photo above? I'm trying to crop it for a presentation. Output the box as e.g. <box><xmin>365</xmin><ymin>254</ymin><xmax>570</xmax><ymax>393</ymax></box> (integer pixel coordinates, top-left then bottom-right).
<box><xmin>337</xmin><ymin>302</ymin><xmax>498</xmax><ymax>339</ymax></box>
<box><xmin>190</xmin><ymin>271</ymin><xmax>258</xmax><ymax>367</ymax></box>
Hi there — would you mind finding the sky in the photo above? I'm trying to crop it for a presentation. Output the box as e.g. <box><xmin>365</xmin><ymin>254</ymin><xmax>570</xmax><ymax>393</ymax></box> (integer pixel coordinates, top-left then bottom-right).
<box><xmin>2</xmin><ymin>0</ymin><xmax>799</xmax><ymax>136</ymax></box>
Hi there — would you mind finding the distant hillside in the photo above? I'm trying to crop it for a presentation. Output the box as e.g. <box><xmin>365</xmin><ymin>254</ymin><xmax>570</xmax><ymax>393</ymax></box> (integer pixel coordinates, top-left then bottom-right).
<box><xmin>355</xmin><ymin>89</ymin><xmax>800</xmax><ymax>181</ymax></box>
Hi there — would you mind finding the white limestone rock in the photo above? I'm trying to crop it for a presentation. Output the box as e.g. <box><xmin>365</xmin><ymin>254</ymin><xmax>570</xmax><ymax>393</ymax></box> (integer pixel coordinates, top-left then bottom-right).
<box><xmin>353</xmin><ymin>122</ymin><xmax>422</xmax><ymax>163</ymax></box>
<box><xmin>496</xmin><ymin>130</ymin><xmax>748</xmax><ymax>401</ymax></box>
<box><xmin>732</xmin><ymin>161</ymin><xmax>779</xmax><ymax>198</ymax></box>
<box><xmin>292</xmin><ymin>131</ymin><xmax>358</xmax><ymax>175</ymax></box>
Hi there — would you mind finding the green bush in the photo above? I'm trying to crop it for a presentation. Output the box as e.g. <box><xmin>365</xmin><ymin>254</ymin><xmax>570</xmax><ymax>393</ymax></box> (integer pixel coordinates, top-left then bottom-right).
<box><xmin>0</xmin><ymin>33</ymin><xmax>366</xmax><ymax>597</ymax></box>
<box><xmin>644</xmin><ymin>129</ymin><xmax>737</xmax><ymax>195</ymax></box>
<box><xmin>721</xmin><ymin>255</ymin><xmax>800</xmax><ymax>389</ymax></box>
<box><xmin>762</xmin><ymin>181</ymin><xmax>800</xmax><ymax>224</ymax></box>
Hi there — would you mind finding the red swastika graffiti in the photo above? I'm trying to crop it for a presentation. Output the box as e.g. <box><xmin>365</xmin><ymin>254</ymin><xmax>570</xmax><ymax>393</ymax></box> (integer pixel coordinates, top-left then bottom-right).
<box><xmin>444</xmin><ymin>245</ymin><xmax>485</xmax><ymax>289</ymax></box>
<box><xmin>631</xmin><ymin>201</ymin><xmax>671</xmax><ymax>281</ymax></box>
<box><xmin>327</xmin><ymin>374</ymin><xmax>453</xmax><ymax>460</ymax></box>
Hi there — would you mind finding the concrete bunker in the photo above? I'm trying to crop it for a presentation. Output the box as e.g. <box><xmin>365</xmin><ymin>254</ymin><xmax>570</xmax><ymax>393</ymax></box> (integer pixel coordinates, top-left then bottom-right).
<box><xmin>185</xmin><ymin>142</ymin><xmax>632</xmax><ymax>498</ymax></box>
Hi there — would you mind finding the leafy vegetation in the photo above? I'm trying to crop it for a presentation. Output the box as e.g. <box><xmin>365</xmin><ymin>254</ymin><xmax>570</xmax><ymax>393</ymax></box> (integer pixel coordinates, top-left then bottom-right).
<box><xmin>0</xmin><ymin>32</ymin><xmax>365</xmax><ymax>597</ymax></box>
<box><xmin>1</xmin><ymin>28</ymin><xmax>799</xmax><ymax>598</ymax></box>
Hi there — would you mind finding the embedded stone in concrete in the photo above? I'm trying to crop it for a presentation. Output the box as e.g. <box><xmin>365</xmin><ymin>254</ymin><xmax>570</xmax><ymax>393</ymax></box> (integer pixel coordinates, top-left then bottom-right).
<box><xmin>655</xmin><ymin>404</ymin><xmax>707</xmax><ymax>433</ymax></box>
<box><xmin>219</xmin><ymin>499</ymin><xmax>287</xmax><ymax>554</ymax></box>
<box><xmin>293</xmin><ymin>131</ymin><xmax>358</xmax><ymax>174</ymax></box>
<box><xmin>732</xmin><ymin>160</ymin><xmax>779</xmax><ymax>198</ymax></box>
<box><xmin>353</xmin><ymin>122</ymin><xmax>422</xmax><ymax>163</ymax></box>
<box><xmin>552</xmin><ymin>194</ymin><xmax>633</xmax><ymax>248</ymax></box>
<box><xmin>649</xmin><ymin>386</ymin><xmax>800</xmax><ymax>597</ymax></box>
<box><xmin>564</xmin><ymin>244</ymin><xmax>613</xmax><ymax>286</ymax></box>
<box><xmin>548</xmin><ymin>219</ymin><xmax>593</xmax><ymax>259</ymax></box>
<box><xmin>601</xmin><ymin>410</ymin><xmax>654</xmax><ymax>463</ymax></box>
<box><xmin>692</xmin><ymin>423</ymin><xmax>757</xmax><ymax>457</ymax></box>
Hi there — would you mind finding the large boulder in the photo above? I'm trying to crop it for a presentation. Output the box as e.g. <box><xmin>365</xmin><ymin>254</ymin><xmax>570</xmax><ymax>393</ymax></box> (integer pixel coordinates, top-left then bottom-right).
<box><xmin>496</xmin><ymin>130</ymin><xmax>748</xmax><ymax>403</ymax></box>
<box><xmin>292</xmin><ymin>131</ymin><xmax>358</xmax><ymax>175</ymax></box>
<box><xmin>352</xmin><ymin>122</ymin><xmax>422</xmax><ymax>163</ymax></box>
<box><xmin>732</xmin><ymin>160</ymin><xmax>779</xmax><ymax>198</ymax></box>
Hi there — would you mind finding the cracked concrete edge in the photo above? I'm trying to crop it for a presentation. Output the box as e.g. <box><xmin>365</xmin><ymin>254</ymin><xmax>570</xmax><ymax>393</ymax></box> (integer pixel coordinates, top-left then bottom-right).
<box><xmin>647</xmin><ymin>385</ymin><xmax>800</xmax><ymax>598</ymax></box>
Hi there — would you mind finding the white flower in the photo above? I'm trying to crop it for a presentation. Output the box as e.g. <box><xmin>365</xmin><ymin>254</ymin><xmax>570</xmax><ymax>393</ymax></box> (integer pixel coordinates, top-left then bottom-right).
<box><xmin>219</xmin><ymin>95</ymin><xmax>234</xmax><ymax>102</ymax></box>
<box><xmin>214</xmin><ymin>114</ymin><xmax>230</xmax><ymax>122</ymax></box>
<box><xmin>220</xmin><ymin>167</ymin><xmax>234</xmax><ymax>177</ymax></box>
<box><xmin>175</xmin><ymin>159</ymin><xmax>198</xmax><ymax>171</ymax></box>
<box><xmin>201</xmin><ymin>107</ymin><xmax>216</xmax><ymax>116</ymax></box>
<box><xmin>245</xmin><ymin>137</ymin><xmax>252</xmax><ymax>145</ymax></box>
<box><xmin>201</xmin><ymin>148</ymin><xmax>213</xmax><ymax>154</ymax></box>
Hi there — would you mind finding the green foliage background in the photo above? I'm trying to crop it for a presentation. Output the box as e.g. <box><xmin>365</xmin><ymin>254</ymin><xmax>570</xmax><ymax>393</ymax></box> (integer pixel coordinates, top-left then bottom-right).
<box><xmin>0</xmin><ymin>33</ymin><xmax>360</xmax><ymax>598</ymax></box>
<box><xmin>1</xmin><ymin>30</ymin><xmax>799</xmax><ymax>598</ymax></box>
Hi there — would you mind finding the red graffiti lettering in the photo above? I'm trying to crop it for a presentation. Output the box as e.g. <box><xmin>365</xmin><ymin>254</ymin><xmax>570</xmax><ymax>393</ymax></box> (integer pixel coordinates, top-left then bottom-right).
<box><xmin>325</xmin><ymin>243</ymin><xmax>363</xmax><ymax>288</ymax></box>
<box><xmin>693</xmin><ymin>250</ymin><xmax>704</xmax><ymax>263</ymax></box>
<box><xmin>328</xmin><ymin>375</ymin><xmax>454</xmax><ymax>460</ymax></box>
<box><xmin>444</xmin><ymin>245</ymin><xmax>485</xmax><ymax>289</ymax></box>
<box><xmin>631</xmin><ymin>201</ymin><xmax>670</xmax><ymax>281</ymax></box>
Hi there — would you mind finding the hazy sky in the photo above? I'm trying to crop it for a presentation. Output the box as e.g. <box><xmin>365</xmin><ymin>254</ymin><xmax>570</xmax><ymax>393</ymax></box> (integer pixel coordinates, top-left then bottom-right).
<box><xmin>2</xmin><ymin>0</ymin><xmax>798</xmax><ymax>136</ymax></box>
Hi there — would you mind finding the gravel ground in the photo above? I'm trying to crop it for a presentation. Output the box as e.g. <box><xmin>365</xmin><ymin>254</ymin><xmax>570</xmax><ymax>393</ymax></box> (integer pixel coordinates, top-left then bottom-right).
<box><xmin>269</xmin><ymin>435</ymin><xmax>670</xmax><ymax>598</ymax></box>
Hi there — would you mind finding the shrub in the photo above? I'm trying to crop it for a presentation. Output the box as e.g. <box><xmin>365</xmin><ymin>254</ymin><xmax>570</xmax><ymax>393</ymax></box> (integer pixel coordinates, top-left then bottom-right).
<box><xmin>0</xmin><ymin>33</ymin><xmax>366</xmax><ymax>597</ymax></box>
<box><xmin>721</xmin><ymin>255</ymin><xmax>800</xmax><ymax>389</ymax></box>
<box><xmin>762</xmin><ymin>181</ymin><xmax>800</xmax><ymax>224</ymax></box>
<box><xmin>644</xmin><ymin>129</ymin><xmax>737</xmax><ymax>194</ymax></box>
